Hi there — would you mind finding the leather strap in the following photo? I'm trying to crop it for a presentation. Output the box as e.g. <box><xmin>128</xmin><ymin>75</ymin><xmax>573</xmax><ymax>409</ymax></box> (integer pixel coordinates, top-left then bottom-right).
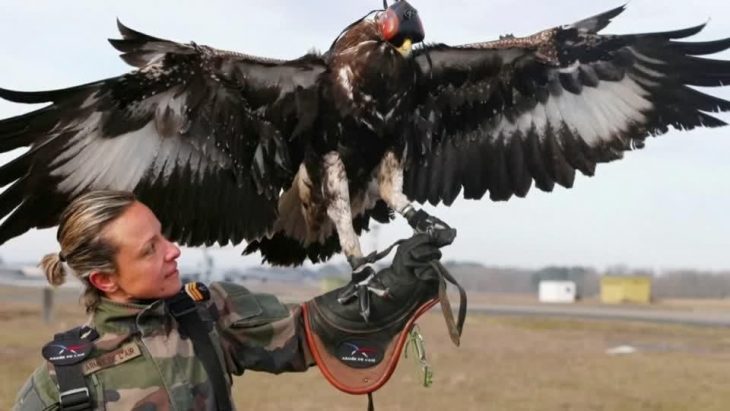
<box><xmin>167</xmin><ymin>285</ymin><xmax>232</xmax><ymax>411</ymax></box>
<box><xmin>431</xmin><ymin>261</ymin><xmax>467</xmax><ymax>346</ymax></box>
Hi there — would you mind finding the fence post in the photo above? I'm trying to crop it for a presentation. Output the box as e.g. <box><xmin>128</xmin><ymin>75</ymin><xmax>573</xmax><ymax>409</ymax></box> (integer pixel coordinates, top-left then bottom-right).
<box><xmin>42</xmin><ymin>287</ymin><xmax>53</xmax><ymax>324</ymax></box>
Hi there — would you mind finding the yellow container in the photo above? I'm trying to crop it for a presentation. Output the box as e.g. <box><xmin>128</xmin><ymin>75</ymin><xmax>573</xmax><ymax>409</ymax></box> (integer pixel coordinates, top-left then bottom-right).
<box><xmin>600</xmin><ymin>276</ymin><xmax>652</xmax><ymax>304</ymax></box>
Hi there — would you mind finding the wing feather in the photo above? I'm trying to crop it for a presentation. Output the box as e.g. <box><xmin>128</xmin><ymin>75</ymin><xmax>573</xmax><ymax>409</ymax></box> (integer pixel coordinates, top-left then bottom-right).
<box><xmin>0</xmin><ymin>23</ymin><xmax>326</xmax><ymax>246</ymax></box>
<box><xmin>407</xmin><ymin>7</ymin><xmax>730</xmax><ymax>205</ymax></box>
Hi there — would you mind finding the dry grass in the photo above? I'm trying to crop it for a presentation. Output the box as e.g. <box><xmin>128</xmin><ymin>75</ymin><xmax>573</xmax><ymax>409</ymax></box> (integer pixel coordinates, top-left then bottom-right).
<box><xmin>2</xmin><ymin>286</ymin><xmax>730</xmax><ymax>410</ymax></box>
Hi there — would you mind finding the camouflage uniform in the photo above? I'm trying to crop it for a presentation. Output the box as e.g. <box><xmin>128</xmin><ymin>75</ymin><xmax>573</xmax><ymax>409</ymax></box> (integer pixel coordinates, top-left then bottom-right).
<box><xmin>13</xmin><ymin>281</ymin><xmax>313</xmax><ymax>410</ymax></box>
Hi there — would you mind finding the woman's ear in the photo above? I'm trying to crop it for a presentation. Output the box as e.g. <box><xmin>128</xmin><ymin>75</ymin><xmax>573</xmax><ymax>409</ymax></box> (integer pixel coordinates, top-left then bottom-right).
<box><xmin>88</xmin><ymin>271</ymin><xmax>118</xmax><ymax>294</ymax></box>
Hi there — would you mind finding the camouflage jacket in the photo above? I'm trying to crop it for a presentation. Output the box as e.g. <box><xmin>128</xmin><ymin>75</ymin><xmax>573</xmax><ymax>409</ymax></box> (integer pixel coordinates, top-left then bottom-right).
<box><xmin>13</xmin><ymin>282</ymin><xmax>313</xmax><ymax>410</ymax></box>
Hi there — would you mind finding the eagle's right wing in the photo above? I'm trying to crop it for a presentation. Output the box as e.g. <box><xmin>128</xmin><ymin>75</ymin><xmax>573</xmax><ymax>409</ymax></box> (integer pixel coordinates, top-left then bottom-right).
<box><xmin>0</xmin><ymin>21</ymin><xmax>326</xmax><ymax>246</ymax></box>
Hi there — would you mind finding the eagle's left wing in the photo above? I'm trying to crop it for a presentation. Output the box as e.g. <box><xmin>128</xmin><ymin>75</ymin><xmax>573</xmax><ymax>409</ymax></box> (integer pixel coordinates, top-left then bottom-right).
<box><xmin>405</xmin><ymin>6</ymin><xmax>730</xmax><ymax>206</ymax></box>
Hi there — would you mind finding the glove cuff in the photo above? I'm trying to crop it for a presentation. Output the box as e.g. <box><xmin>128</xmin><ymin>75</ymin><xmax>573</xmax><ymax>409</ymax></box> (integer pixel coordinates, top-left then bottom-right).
<box><xmin>302</xmin><ymin>296</ymin><xmax>438</xmax><ymax>395</ymax></box>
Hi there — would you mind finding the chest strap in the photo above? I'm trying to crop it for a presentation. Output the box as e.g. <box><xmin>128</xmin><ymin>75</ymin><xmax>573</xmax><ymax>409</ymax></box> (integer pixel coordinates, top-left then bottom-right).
<box><xmin>166</xmin><ymin>282</ymin><xmax>232</xmax><ymax>411</ymax></box>
<box><xmin>42</xmin><ymin>326</ymin><xmax>99</xmax><ymax>411</ymax></box>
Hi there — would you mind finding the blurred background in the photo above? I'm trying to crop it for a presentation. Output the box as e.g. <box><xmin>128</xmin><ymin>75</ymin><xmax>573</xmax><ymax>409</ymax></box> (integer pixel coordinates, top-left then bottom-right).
<box><xmin>1</xmin><ymin>1</ymin><xmax>730</xmax><ymax>409</ymax></box>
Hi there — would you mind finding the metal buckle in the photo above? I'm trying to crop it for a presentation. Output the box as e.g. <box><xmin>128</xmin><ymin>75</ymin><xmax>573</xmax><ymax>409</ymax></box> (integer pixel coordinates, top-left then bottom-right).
<box><xmin>59</xmin><ymin>387</ymin><xmax>90</xmax><ymax>405</ymax></box>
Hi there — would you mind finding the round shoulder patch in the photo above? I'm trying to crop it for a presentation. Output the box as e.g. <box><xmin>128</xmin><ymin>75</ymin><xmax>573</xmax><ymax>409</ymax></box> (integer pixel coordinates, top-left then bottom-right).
<box><xmin>42</xmin><ymin>340</ymin><xmax>93</xmax><ymax>366</ymax></box>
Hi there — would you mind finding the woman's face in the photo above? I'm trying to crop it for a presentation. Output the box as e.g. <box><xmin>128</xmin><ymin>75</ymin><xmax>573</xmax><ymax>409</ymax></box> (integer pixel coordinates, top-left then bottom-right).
<box><xmin>103</xmin><ymin>201</ymin><xmax>182</xmax><ymax>301</ymax></box>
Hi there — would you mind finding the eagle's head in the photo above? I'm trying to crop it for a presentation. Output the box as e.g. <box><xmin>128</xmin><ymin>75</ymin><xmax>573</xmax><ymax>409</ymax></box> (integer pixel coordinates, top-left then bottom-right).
<box><xmin>377</xmin><ymin>1</ymin><xmax>425</xmax><ymax>57</ymax></box>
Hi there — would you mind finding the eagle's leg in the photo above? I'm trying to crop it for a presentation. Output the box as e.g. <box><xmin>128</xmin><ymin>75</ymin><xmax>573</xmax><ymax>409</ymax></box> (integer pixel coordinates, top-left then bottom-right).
<box><xmin>322</xmin><ymin>152</ymin><xmax>387</xmax><ymax>321</ymax></box>
<box><xmin>322</xmin><ymin>151</ymin><xmax>365</xmax><ymax>265</ymax></box>
<box><xmin>378</xmin><ymin>151</ymin><xmax>455</xmax><ymax>242</ymax></box>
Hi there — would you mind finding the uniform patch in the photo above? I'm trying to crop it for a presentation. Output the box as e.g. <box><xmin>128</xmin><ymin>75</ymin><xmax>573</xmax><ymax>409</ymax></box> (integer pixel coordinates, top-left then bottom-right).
<box><xmin>42</xmin><ymin>341</ymin><xmax>93</xmax><ymax>365</ymax></box>
<box><xmin>336</xmin><ymin>339</ymin><xmax>384</xmax><ymax>368</ymax></box>
<box><xmin>81</xmin><ymin>342</ymin><xmax>142</xmax><ymax>375</ymax></box>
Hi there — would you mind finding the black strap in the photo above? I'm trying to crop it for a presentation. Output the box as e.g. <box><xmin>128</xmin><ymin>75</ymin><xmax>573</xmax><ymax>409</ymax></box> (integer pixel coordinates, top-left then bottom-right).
<box><xmin>359</xmin><ymin>238</ymin><xmax>406</xmax><ymax>266</ymax></box>
<box><xmin>167</xmin><ymin>293</ymin><xmax>232</xmax><ymax>411</ymax></box>
<box><xmin>45</xmin><ymin>327</ymin><xmax>96</xmax><ymax>411</ymax></box>
<box><xmin>430</xmin><ymin>261</ymin><xmax>467</xmax><ymax>346</ymax></box>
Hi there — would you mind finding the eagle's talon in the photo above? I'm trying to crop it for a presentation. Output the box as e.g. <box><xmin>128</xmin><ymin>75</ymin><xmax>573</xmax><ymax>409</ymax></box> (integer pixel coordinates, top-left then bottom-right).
<box><xmin>336</xmin><ymin>264</ymin><xmax>390</xmax><ymax>322</ymax></box>
<box><xmin>336</xmin><ymin>283</ymin><xmax>358</xmax><ymax>304</ymax></box>
<box><xmin>337</xmin><ymin>264</ymin><xmax>376</xmax><ymax>304</ymax></box>
<box><xmin>358</xmin><ymin>285</ymin><xmax>370</xmax><ymax>322</ymax></box>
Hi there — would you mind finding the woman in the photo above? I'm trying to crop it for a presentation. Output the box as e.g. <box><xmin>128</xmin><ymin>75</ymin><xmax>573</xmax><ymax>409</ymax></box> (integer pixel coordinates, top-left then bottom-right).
<box><xmin>12</xmin><ymin>190</ymin><xmax>453</xmax><ymax>410</ymax></box>
<box><xmin>13</xmin><ymin>191</ymin><xmax>313</xmax><ymax>411</ymax></box>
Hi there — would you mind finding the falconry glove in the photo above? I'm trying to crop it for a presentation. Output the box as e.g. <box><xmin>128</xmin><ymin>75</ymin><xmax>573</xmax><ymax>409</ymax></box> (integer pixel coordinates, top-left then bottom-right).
<box><xmin>302</xmin><ymin>229</ymin><xmax>466</xmax><ymax>409</ymax></box>
<box><xmin>338</xmin><ymin>215</ymin><xmax>457</xmax><ymax>322</ymax></box>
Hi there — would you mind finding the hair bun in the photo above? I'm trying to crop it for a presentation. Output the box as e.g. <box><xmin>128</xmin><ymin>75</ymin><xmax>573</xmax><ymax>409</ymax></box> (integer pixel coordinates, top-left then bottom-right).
<box><xmin>40</xmin><ymin>252</ymin><xmax>67</xmax><ymax>287</ymax></box>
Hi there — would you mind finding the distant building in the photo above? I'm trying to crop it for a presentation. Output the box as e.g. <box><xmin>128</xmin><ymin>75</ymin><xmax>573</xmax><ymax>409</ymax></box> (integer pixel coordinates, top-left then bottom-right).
<box><xmin>538</xmin><ymin>281</ymin><xmax>577</xmax><ymax>303</ymax></box>
<box><xmin>601</xmin><ymin>276</ymin><xmax>652</xmax><ymax>304</ymax></box>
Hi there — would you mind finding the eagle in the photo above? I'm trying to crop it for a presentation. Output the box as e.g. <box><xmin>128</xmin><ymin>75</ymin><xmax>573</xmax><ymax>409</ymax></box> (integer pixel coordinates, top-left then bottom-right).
<box><xmin>1</xmin><ymin>1</ymin><xmax>730</xmax><ymax>276</ymax></box>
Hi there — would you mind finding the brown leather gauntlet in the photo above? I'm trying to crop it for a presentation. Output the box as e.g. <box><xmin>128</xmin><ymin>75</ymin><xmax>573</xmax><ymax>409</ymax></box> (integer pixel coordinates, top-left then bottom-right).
<box><xmin>302</xmin><ymin>230</ymin><xmax>465</xmax><ymax>395</ymax></box>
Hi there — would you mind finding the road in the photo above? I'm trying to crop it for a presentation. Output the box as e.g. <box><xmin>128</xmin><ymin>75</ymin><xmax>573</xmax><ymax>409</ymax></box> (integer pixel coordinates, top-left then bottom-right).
<box><xmin>467</xmin><ymin>303</ymin><xmax>730</xmax><ymax>327</ymax></box>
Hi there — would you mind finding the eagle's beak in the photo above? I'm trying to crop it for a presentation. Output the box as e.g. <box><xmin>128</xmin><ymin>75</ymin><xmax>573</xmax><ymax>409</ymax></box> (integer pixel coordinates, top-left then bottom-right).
<box><xmin>397</xmin><ymin>38</ymin><xmax>413</xmax><ymax>57</ymax></box>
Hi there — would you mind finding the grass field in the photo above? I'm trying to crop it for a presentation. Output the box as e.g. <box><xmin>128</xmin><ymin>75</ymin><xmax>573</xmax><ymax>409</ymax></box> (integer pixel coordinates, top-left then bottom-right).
<box><xmin>2</xmin><ymin>285</ymin><xmax>730</xmax><ymax>410</ymax></box>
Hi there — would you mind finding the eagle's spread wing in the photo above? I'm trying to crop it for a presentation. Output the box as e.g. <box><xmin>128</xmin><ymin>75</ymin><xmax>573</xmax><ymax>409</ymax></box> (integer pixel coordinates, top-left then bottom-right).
<box><xmin>0</xmin><ymin>21</ymin><xmax>326</xmax><ymax>246</ymax></box>
<box><xmin>406</xmin><ymin>6</ymin><xmax>730</xmax><ymax>206</ymax></box>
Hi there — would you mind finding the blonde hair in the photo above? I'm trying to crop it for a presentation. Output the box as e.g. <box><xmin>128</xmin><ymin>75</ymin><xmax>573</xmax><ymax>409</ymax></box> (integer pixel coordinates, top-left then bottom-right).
<box><xmin>39</xmin><ymin>190</ymin><xmax>137</xmax><ymax>312</ymax></box>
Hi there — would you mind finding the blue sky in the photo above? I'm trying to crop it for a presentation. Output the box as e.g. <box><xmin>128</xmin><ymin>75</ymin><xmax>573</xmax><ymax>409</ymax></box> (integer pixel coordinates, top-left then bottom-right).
<box><xmin>0</xmin><ymin>0</ymin><xmax>729</xmax><ymax>273</ymax></box>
